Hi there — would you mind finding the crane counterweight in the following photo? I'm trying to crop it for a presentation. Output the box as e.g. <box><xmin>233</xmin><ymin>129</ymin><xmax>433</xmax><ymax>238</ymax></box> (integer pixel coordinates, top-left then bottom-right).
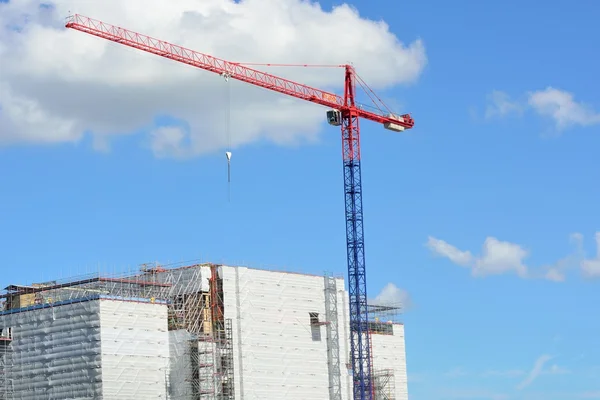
<box><xmin>383</xmin><ymin>114</ymin><xmax>407</xmax><ymax>132</ymax></box>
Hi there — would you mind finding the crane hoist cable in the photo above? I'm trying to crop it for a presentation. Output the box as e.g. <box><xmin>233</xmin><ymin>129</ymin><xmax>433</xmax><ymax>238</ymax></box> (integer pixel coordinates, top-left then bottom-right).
<box><xmin>221</xmin><ymin>72</ymin><xmax>232</xmax><ymax>201</ymax></box>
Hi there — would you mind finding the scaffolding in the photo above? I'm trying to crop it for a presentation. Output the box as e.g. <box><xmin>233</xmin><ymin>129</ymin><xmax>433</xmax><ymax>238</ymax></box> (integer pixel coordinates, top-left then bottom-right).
<box><xmin>221</xmin><ymin>319</ymin><xmax>235</xmax><ymax>399</ymax></box>
<box><xmin>191</xmin><ymin>336</ymin><xmax>216</xmax><ymax>398</ymax></box>
<box><xmin>0</xmin><ymin>275</ymin><xmax>171</xmax><ymax>312</ymax></box>
<box><xmin>367</xmin><ymin>304</ymin><xmax>401</xmax><ymax>399</ymax></box>
<box><xmin>367</xmin><ymin>304</ymin><xmax>402</xmax><ymax>336</ymax></box>
<box><xmin>324</xmin><ymin>273</ymin><xmax>342</xmax><ymax>400</ymax></box>
<box><xmin>0</xmin><ymin>328</ymin><xmax>13</xmax><ymax>400</ymax></box>
<box><xmin>0</xmin><ymin>262</ymin><xmax>237</xmax><ymax>400</ymax></box>
<box><xmin>209</xmin><ymin>264</ymin><xmax>235</xmax><ymax>400</ymax></box>
<box><xmin>136</xmin><ymin>263</ymin><xmax>235</xmax><ymax>400</ymax></box>
<box><xmin>372</xmin><ymin>369</ymin><xmax>395</xmax><ymax>400</ymax></box>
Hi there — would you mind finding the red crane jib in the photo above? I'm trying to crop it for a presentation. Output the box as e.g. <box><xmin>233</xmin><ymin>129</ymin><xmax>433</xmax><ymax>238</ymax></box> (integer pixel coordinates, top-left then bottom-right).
<box><xmin>64</xmin><ymin>14</ymin><xmax>414</xmax><ymax>130</ymax></box>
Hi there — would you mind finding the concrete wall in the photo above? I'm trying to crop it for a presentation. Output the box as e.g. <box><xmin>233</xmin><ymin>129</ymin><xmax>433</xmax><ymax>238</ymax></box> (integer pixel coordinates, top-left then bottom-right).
<box><xmin>0</xmin><ymin>299</ymin><xmax>103</xmax><ymax>400</ymax></box>
<box><xmin>99</xmin><ymin>299</ymin><xmax>169</xmax><ymax>400</ymax></box>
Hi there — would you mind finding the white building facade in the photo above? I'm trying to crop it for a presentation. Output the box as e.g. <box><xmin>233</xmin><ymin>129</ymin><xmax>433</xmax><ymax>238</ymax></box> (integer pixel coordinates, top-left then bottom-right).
<box><xmin>221</xmin><ymin>266</ymin><xmax>408</xmax><ymax>400</ymax></box>
<box><xmin>0</xmin><ymin>264</ymin><xmax>408</xmax><ymax>400</ymax></box>
<box><xmin>0</xmin><ymin>297</ymin><xmax>169</xmax><ymax>400</ymax></box>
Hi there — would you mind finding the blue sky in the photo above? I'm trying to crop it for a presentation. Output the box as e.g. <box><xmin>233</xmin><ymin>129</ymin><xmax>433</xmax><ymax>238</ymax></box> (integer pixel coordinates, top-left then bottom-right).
<box><xmin>1</xmin><ymin>0</ymin><xmax>599</xmax><ymax>399</ymax></box>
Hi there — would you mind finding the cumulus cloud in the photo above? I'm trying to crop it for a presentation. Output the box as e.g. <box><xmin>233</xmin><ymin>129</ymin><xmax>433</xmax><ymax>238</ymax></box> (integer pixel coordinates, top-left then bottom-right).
<box><xmin>483</xmin><ymin>87</ymin><xmax>600</xmax><ymax>131</ymax></box>
<box><xmin>485</xmin><ymin>90</ymin><xmax>523</xmax><ymax>119</ymax></box>
<box><xmin>581</xmin><ymin>232</ymin><xmax>600</xmax><ymax>278</ymax></box>
<box><xmin>426</xmin><ymin>236</ymin><xmax>528</xmax><ymax>278</ymax></box>
<box><xmin>544</xmin><ymin>268</ymin><xmax>565</xmax><ymax>282</ymax></box>
<box><xmin>427</xmin><ymin>233</ymin><xmax>586</xmax><ymax>281</ymax></box>
<box><xmin>425</xmin><ymin>236</ymin><xmax>473</xmax><ymax>267</ymax></box>
<box><xmin>540</xmin><ymin>232</ymin><xmax>584</xmax><ymax>282</ymax></box>
<box><xmin>371</xmin><ymin>282</ymin><xmax>411</xmax><ymax>310</ymax></box>
<box><xmin>0</xmin><ymin>0</ymin><xmax>427</xmax><ymax>157</ymax></box>
<box><xmin>528</xmin><ymin>87</ymin><xmax>600</xmax><ymax>129</ymax></box>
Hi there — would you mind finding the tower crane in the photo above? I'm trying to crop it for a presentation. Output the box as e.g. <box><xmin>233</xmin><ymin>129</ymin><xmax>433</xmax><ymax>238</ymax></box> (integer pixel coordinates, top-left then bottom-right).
<box><xmin>65</xmin><ymin>14</ymin><xmax>415</xmax><ymax>400</ymax></box>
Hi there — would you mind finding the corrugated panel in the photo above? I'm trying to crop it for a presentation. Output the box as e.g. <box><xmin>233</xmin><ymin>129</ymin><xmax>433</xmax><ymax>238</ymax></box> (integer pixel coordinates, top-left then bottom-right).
<box><xmin>99</xmin><ymin>299</ymin><xmax>169</xmax><ymax>400</ymax></box>
<box><xmin>0</xmin><ymin>299</ymin><xmax>103</xmax><ymax>399</ymax></box>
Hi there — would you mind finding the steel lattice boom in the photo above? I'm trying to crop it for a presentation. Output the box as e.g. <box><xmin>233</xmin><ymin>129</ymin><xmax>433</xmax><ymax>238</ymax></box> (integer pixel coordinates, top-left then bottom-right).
<box><xmin>65</xmin><ymin>14</ymin><xmax>415</xmax><ymax>400</ymax></box>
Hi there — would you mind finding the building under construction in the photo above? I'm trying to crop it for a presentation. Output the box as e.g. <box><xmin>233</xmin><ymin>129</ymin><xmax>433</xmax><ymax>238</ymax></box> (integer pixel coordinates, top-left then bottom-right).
<box><xmin>0</xmin><ymin>263</ymin><xmax>408</xmax><ymax>400</ymax></box>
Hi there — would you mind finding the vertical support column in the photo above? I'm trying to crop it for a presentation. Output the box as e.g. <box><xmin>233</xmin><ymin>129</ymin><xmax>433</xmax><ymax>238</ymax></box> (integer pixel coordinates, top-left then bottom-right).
<box><xmin>324</xmin><ymin>274</ymin><xmax>342</xmax><ymax>400</ymax></box>
<box><xmin>192</xmin><ymin>337</ymin><xmax>216</xmax><ymax>399</ymax></box>
<box><xmin>372</xmin><ymin>369</ymin><xmax>395</xmax><ymax>400</ymax></box>
<box><xmin>234</xmin><ymin>267</ymin><xmax>245</xmax><ymax>400</ymax></box>
<box><xmin>0</xmin><ymin>339</ymin><xmax>13</xmax><ymax>400</ymax></box>
<box><xmin>342</xmin><ymin>64</ymin><xmax>373</xmax><ymax>400</ymax></box>
<box><xmin>211</xmin><ymin>266</ymin><xmax>235</xmax><ymax>400</ymax></box>
<box><xmin>221</xmin><ymin>319</ymin><xmax>235</xmax><ymax>400</ymax></box>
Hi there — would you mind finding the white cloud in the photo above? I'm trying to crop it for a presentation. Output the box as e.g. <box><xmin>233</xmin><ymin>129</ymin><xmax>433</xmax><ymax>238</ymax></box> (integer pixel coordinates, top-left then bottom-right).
<box><xmin>425</xmin><ymin>236</ymin><xmax>473</xmax><ymax>267</ymax></box>
<box><xmin>515</xmin><ymin>355</ymin><xmax>571</xmax><ymax>391</ymax></box>
<box><xmin>485</xmin><ymin>90</ymin><xmax>523</xmax><ymax>119</ymax></box>
<box><xmin>0</xmin><ymin>0</ymin><xmax>426</xmax><ymax>157</ymax></box>
<box><xmin>473</xmin><ymin>237</ymin><xmax>528</xmax><ymax>278</ymax></box>
<box><xmin>428</xmin><ymin>233</ymin><xmax>587</xmax><ymax>281</ymax></box>
<box><xmin>426</xmin><ymin>236</ymin><xmax>528</xmax><ymax>278</ymax></box>
<box><xmin>149</xmin><ymin>126</ymin><xmax>190</xmax><ymax>159</ymax></box>
<box><xmin>517</xmin><ymin>354</ymin><xmax>553</xmax><ymax>390</ymax></box>
<box><xmin>581</xmin><ymin>232</ymin><xmax>600</xmax><ymax>278</ymax></box>
<box><xmin>539</xmin><ymin>232</ymin><xmax>585</xmax><ymax>281</ymax></box>
<box><xmin>545</xmin><ymin>268</ymin><xmax>565</xmax><ymax>282</ymax></box>
<box><xmin>483</xmin><ymin>87</ymin><xmax>600</xmax><ymax>130</ymax></box>
<box><xmin>371</xmin><ymin>282</ymin><xmax>411</xmax><ymax>310</ymax></box>
<box><xmin>528</xmin><ymin>87</ymin><xmax>600</xmax><ymax>129</ymax></box>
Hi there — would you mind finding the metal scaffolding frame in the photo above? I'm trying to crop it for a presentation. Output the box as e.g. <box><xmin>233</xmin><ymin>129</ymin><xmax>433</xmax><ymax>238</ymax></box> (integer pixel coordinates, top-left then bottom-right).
<box><xmin>324</xmin><ymin>273</ymin><xmax>342</xmax><ymax>400</ymax></box>
<box><xmin>139</xmin><ymin>263</ymin><xmax>235</xmax><ymax>400</ymax></box>
<box><xmin>0</xmin><ymin>276</ymin><xmax>171</xmax><ymax>313</ymax></box>
<box><xmin>0</xmin><ymin>334</ymin><xmax>13</xmax><ymax>400</ymax></box>
<box><xmin>367</xmin><ymin>305</ymin><xmax>402</xmax><ymax>336</ymax></box>
<box><xmin>191</xmin><ymin>335</ymin><xmax>217</xmax><ymax>398</ymax></box>
<box><xmin>221</xmin><ymin>319</ymin><xmax>235</xmax><ymax>399</ymax></box>
<box><xmin>372</xmin><ymin>369</ymin><xmax>395</xmax><ymax>400</ymax></box>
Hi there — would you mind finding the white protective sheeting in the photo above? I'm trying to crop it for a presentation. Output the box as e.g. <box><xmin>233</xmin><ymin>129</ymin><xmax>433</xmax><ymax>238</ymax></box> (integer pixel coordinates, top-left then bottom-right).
<box><xmin>167</xmin><ymin>330</ymin><xmax>194</xmax><ymax>400</ymax></box>
<box><xmin>99</xmin><ymin>299</ymin><xmax>169</xmax><ymax>400</ymax></box>
<box><xmin>221</xmin><ymin>266</ymin><xmax>351</xmax><ymax>400</ymax></box>
<box><xmin>371</xmin><ymin>325</ymin><xmax>409</xmax><ymax>400</ymax></box>
<box><xmin>0</xmin><ymin>299</ymin><xmax>103</xmax><ymax>399</ymax></box>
